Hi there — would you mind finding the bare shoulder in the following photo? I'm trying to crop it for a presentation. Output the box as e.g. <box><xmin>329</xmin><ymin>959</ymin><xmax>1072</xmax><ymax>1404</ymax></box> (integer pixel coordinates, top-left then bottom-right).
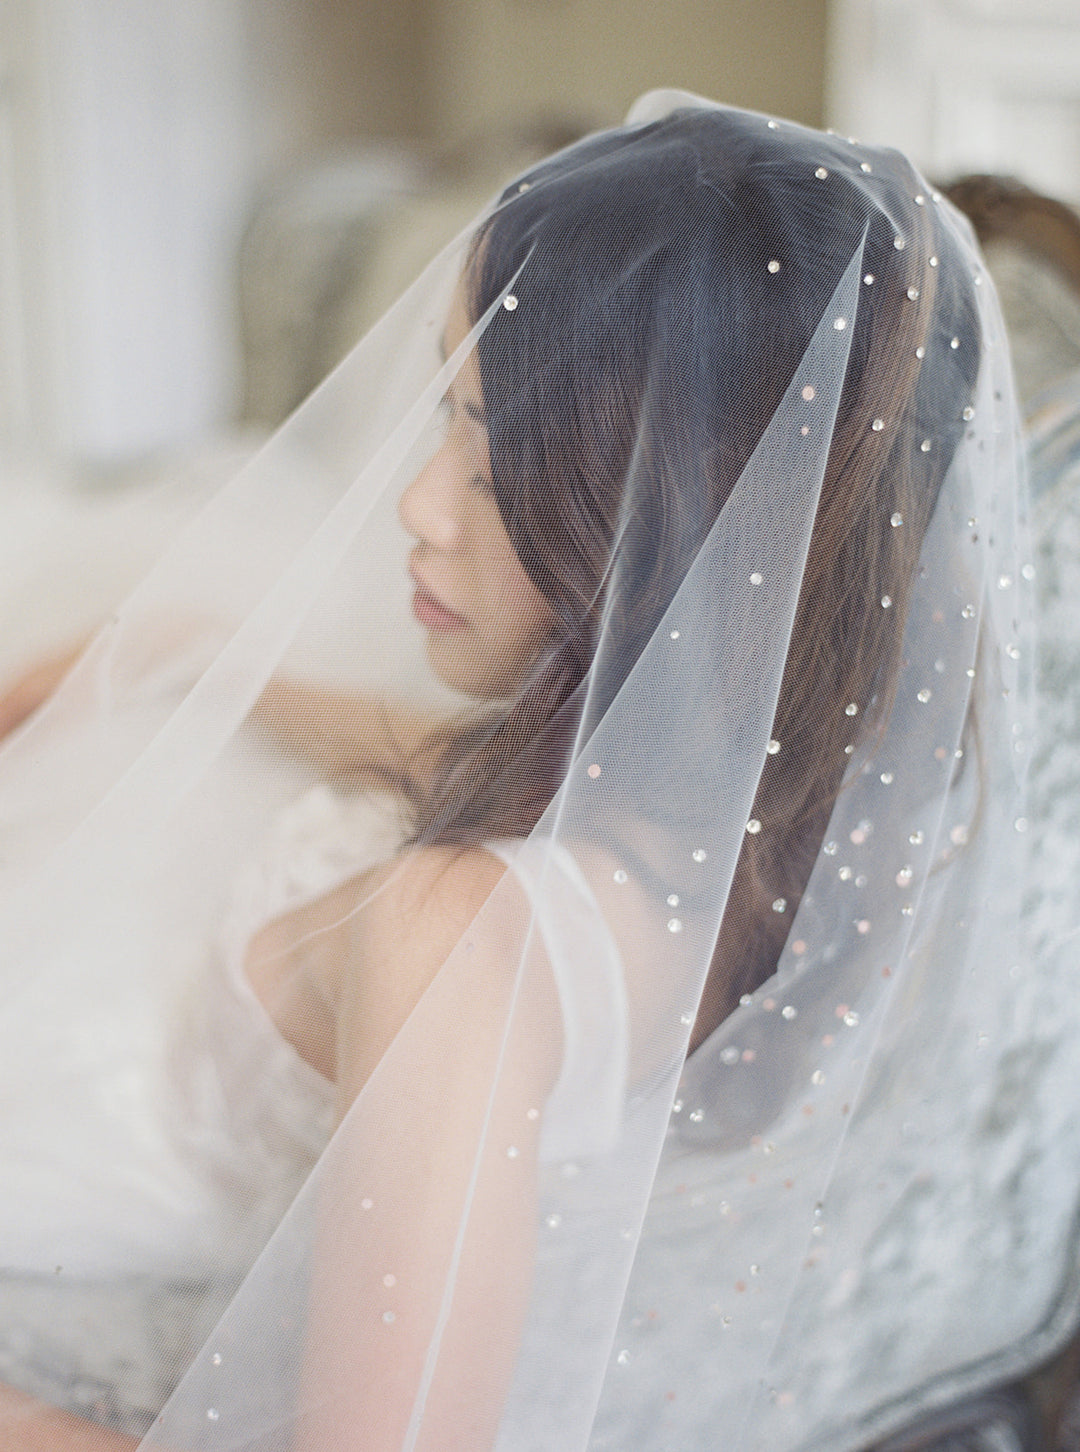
<box><xmin>335</xmin><ymin>844</ymin><xmax>539</xmax><ymax>1114</ymax></box>
<box><xmin>364</xmin><ymin>842</ymin><xmax>509</xmax><ymax>924</ymax></box>
<box><xmin>353</xmin><ymin>844</ymin><xmax>518</xmax><ymax>985</ymax></box>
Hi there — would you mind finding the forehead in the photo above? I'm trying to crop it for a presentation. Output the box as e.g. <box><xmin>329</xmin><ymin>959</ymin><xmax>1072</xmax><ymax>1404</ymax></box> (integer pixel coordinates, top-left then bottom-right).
<box><xmin>442</xmin><ymin>280</ymin><xmax>483</xmax><ymax>398</ymax></box>
<box><xmin>444</xmin><ymin>281</ymin><xmax>471</xmax><ymax>350</ymax></box>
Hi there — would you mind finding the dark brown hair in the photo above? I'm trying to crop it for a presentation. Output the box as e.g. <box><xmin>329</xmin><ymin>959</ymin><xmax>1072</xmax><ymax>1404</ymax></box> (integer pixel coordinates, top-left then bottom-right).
<box><xmin>409</xmin><ymin>108</ymin><xmax>980</xmax><ymax>1034</ymax></box>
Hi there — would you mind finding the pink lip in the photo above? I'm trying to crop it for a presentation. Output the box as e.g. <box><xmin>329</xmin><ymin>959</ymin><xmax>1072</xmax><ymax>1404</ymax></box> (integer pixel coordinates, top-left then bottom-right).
<box><xmin>411</xmin><ymin>580</ymin><xmax>468</xmax><ymax>632</ymax></box>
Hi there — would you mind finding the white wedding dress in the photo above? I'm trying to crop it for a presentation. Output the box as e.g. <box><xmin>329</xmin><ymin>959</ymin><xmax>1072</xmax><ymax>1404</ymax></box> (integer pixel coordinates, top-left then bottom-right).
<box><xmin>3</xmin><ymin>712</ymin><xmax>1080</xmax><ymax>1448</ymax></box>
<box><xmin>0</xmin><ymin>776</ymin><xmax>391</xmax><ymax>1434</ymax></box>
<box><xmin>0</xmin><ymin>766</ymin><xmax>629</xmax><ymax>1437</ymax></box>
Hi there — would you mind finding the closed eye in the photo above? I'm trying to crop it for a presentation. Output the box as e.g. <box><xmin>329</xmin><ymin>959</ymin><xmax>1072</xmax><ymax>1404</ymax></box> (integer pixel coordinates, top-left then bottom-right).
<box><xmin>439</xmin><ymin>387</ymin><xmax>487</xmax><ymax>432</ymax></box>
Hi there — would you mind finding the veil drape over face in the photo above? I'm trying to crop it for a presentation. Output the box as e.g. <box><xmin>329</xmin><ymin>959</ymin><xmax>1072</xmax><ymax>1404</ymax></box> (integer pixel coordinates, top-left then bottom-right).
<box><xmin>0</xmin><ymin>92</ymin><xmax>1064</xmax><ymax>1451</ymax></box>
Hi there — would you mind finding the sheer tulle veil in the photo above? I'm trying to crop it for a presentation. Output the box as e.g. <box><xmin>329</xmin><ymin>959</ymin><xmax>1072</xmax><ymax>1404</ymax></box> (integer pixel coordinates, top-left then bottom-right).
<box><xmin>0</xmin><ymin>91</ymin><xmax>1069</xmax><ymax>1450</ymax></box>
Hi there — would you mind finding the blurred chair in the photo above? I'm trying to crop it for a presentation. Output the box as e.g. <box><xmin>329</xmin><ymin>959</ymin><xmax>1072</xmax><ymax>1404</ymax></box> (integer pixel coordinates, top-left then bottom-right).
<box><xmin>237</xmin><ymin>119</ymin><xmax>587</xmax><ymax>428</ymax></box>
<box><xmin>905</xmin><ymin>174</ymin><xmax>1080</xmax><ymax>1452</ymax></box>
<box><xmin>942</xmin><ymin>174</ymin><xmax>1080</xmax><ymax>410</ymax></box>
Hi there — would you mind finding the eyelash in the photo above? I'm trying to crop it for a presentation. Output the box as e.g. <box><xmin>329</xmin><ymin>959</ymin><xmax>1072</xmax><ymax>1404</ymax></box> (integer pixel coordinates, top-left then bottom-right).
<box><xmin>434</xmin><ymin>395</ymin><xmax>492</xmax><ymax>493</ymax></box>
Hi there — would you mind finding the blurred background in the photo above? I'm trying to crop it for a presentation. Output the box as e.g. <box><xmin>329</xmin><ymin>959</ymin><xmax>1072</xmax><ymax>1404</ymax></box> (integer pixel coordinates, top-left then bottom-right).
<box><xmin>3</xmin><ymin>0</ymin><xmax>1080</xmax><ymax>471</ymax></box>
<box><xmin>2</xmin><ymin>0</ymin><xmax>1080</xmax><ymax>674</ymax></box>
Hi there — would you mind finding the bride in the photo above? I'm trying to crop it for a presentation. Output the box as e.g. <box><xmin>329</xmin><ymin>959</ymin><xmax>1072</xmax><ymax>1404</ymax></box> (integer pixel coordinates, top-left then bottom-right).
<box><xmin>0</xmin><ymin>94</ymin><xmax>1057</xmax><ymax>1449</ymax></box>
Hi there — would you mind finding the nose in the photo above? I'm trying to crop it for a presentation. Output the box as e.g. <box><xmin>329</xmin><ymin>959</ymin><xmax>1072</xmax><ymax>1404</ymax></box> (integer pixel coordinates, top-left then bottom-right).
<box><xmin>398</xmin><ymin>445</ymin><xmax>462</xmax><ymax>549</ymax></box>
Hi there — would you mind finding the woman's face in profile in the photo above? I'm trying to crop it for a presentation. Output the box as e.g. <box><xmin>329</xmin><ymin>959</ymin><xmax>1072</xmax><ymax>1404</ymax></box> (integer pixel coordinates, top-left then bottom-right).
<box><xmin>399</xmin><ymin>285</ymin><xmax>557</xmax><ymax>700</ymax></box>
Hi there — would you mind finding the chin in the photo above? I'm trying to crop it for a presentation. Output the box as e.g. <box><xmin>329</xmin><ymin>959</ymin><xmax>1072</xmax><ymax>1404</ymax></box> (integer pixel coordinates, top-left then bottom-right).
<box><xmin>426</xmin><ymin>638</ymin><xmax>493</xmax><ymax>700</ymax></box>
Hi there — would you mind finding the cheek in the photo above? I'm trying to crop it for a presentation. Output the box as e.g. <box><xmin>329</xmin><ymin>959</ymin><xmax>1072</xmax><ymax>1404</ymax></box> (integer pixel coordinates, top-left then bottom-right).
<box><xmin>487</xmin><ymin>559</ymin><xmax>554</xmax><ymax>645</ymax></box>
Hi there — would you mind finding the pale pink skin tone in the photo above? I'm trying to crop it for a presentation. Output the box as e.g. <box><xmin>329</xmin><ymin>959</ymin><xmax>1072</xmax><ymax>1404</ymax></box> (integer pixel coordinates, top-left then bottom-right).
<box><xmin>399</xmin><ymin>285</ymin><xmax>557</xmax><ymax>701</ymax></box>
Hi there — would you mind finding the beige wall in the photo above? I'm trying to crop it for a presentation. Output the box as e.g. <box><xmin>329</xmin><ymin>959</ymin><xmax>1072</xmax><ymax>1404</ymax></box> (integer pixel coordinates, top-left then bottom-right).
<box><xmin>423</xmin><ymin>0</ymin><xmax>827</xmax><ymax>143</ymax></box>
<box><xmin>245</xmin><ymin>0</ymin><xmax>434</xmax><ymax>149</ymax></box>
<box><xmin>265</xmin><ymin>0</ymin><xmax>827</xmax><ymax>153</ymax></box>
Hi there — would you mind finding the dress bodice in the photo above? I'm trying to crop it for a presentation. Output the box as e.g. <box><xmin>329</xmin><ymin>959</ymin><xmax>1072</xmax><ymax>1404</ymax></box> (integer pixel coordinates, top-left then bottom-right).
<box><xmin>0</xmin><ymin>785</ymin><xmax>404</xmax><ymax>1434</ymax></box>
<box><xmin>0</xmin><ymin>785</ymin><xmax>628</xmax><ymax>1436</ymax></box>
